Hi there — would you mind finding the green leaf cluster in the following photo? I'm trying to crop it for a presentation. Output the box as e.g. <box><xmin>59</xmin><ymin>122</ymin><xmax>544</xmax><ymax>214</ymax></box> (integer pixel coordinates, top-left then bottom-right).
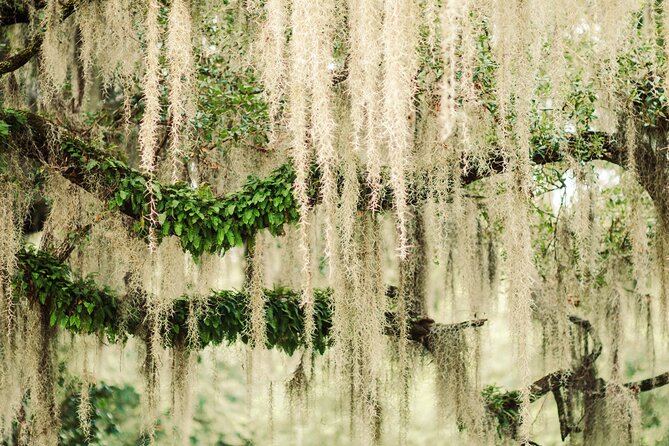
<box><xmin>481</xmin><ymin>385</ymin><xmax>522</xmax><ymax>439</ymax></box>
<box><xmin>171</xmin><ymin>287</ymin><xmax>331</xmax><ymax>354</ymax></box>
<box><xmin>14</xmin><ymin>248</ymin><xmax>121</xmax><ymax>340</ymax></box>
<box><xmin>112</xmin><ymin>164</ymin><xmax>300</xmax><ymax>258</ymax></box>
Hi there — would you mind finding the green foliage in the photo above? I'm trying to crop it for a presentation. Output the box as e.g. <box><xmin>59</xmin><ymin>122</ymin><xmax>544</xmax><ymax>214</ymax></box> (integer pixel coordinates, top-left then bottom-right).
<box><xmin>481</xmin><ymin>385</ymin><xmax>521</xmax><ymax>439</ymax></box>
<box><xmin>58</xmin><ymin>137</ymin><xmax>300</xmax><ymax>258</ymax></box>
<box><xmin>529</xmin><ymin>73</ymin><xmax>605</xmax><ymax>165</ymax></box>
<box><xmin>0</xmin><ymin>108</ymin><xmax>27</xmax><ymax>127</ymax></box>
<box><xmin>471</xmin><ymin>17</ymin><xmax>498</xmax><ymax>117</ymax></box>
<box><xmin>617</xmin><ymin>40</ymin><xmax>668</xmax><ymax>128</ymax></box>
<box><xmin>13</xmin><ymin>249</ymin><xmax>331</xmax><ymax>354</ymax></box>
<box><xmin>112</xmin><ymin>163</ymin><xmax>299</xmax><ymax>258</ymax></box>
<box><xmin>0</xmin><ymin>120</ymin><xmax>9</xmax><ymax>138</ymax></box>
<box><xmin>14</xmin><ymin>248</ymin><xmax>122</xmax><ymax>340</ymax></box>
<box><xmin>0</xmin><ymin>109</ymin><xmax>26</xmax><ymax>142</ymax></box>
<box><xmin>194</xmin><ymin>4</ymin><xmax>270</xmax><ymax>151</ymax></box>
<box><xmin>59</xmin><ymin>383</ymin><xmax>141</xmax><ymax>446</ymax></box>
<box><xmin>172</xmin><ymin>287</ymin><xmax>332</xmax><ymax>354</ymax></box>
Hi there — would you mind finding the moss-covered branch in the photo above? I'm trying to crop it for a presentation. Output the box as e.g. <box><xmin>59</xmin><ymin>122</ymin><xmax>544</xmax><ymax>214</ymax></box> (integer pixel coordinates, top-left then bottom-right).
<box><xmin>1</xmin><ymin>109</ymin><xmax>627</xmax><ymax>259</ymax></box>
<box><xmin>22</xmin><ymin>247</ymin><xmax>669</xmax><ymax>443</ymax></box>
<box><xmin>2</xmin><ymin>110</ymin><xmax>301</xmax><ymax>257</ymax></box>
<box><xmin>14</xmin><ymin>248</ymin><xmax>487</xmax><ymax>355</ymax></box>
<box><xmin>0</xmin><ymin>35</ymin><xmax>43</xmax><ymax>76</ymax></box>
<box><xmin>0</xmin><ymin>1</ymin><xmax>85</xmax><ymax>75</ymax></box>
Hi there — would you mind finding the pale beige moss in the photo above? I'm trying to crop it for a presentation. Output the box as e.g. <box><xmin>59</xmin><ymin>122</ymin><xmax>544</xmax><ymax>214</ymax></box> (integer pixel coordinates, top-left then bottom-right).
<box><xmin>167</xmin><ymin>0</ymin><xmax>195</xmax><ymax>181</ymax></box>
<box><xmin>77</xmin><ymin>344</ymin><xmax>93</xmax><ymax>440</ymax></box>
<box><xmin>138</xmin><ymin>0</ymin><xmax>163</xmax><ymax>250</ymax></box>
<box><xmin>587</xmin><ymin>384</ymin><xmax>641</xmax><ymax>446</ymax></box>
<box><xmin>348</xmin><ymin>0</ymin><xmax>384</xmax><ymax>210</ymax></box>
<box><xmin>497</xmin><ymin>173</ymin><xmax>536</xmax><ymax>441</ymax></box>
<box><xmin>248</xmin><ymin>235</ymin><xmax>267</xmax><ymax>349</ymax></box>
<box><xmin>0</xmin><ymin>279</ymin><xmax>28</xmax><ymax>443</ymax></box>
<box><xmin>0</xmin><ymin>180</ymin><xmax>28</xmax><ymax>337</ymax></box>
<box><xmin>287</xmin><ymin>0</ymin><xmax>316</xmax><ymax>348</ymax></box>
<box><xmin>171</xmin><ymin>343</ymin><xmax>197</xmax><ymax>446</ymax></box>
<box><xmin>329</xmin><ymin>213</ymin><xmax>387</xmax><ymax>445</ymax></box>
<box><xmin>40</xmin><ymin>0</ymin><xmax>74</xmax><ymax>100</ymax></box>
<box><xmin>382</xmin><ymin>0</ymin><xmax>419</xmax><ymax>259</ymax></box>
<box><xmin>431</xmin><ymin>328</ymin><xmax>493</xmax><ymax>444</ymax></box>
<box><xmin>255</xmin><ymin>0</ymin><xmax>287</xmax><ymax>139</ymax></box>
<box><xmin>439</xmin><ymin>0</ymin><xmax>469</xmax><ymax>142</ymax></box>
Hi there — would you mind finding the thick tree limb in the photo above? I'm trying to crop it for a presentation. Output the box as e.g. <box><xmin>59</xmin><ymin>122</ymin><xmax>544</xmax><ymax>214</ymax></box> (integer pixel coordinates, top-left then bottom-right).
<box><xmin>0</xmin><ymin>110</ymin><xmax>627</xmax><ymax>258</ymax></box>
<box><xmin>14</xmin><ymin>248</ymin><xmax>486</xmax><ymax>354</ymax></box>
<box><xmin>0</xmin><ymin>0</ymin><xmax>84</xmax><ymax>75</ymax></box>
<box><xmin>460</xmin><ymin>132</ymin><xmax>624</xmax><ymax>186</ymax></box>
<box><xmin>2</xmin><ymin>110</ymin><xmax>303</xmax><ymax>257</ymax></box>
<box><xmin>0</xmin><ymin>34</ymin><xmax>42</xmax><ymax>75</ymax></box>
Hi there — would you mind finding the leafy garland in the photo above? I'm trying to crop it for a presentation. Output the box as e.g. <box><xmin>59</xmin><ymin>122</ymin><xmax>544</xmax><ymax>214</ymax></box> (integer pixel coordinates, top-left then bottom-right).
<box><xmin>61</xmin><ymin>138</ymin><xmax>302</xmax><ymax>258</ymax></box>
<box><xmin>14</xmin><ymin>248</ymin><xmax>331</xmax><ymax>354</ymax></box>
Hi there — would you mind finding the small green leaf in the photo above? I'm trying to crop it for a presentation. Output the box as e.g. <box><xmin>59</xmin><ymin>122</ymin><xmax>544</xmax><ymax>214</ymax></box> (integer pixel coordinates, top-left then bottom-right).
<box><xmin>0</xmin><ymin>120</ymin><xmax>9</xmax><ymax>138</ymax></box>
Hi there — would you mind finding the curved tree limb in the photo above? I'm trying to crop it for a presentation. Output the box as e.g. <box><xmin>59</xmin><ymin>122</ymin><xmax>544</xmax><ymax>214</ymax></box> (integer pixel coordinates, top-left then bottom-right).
<box><xmin>14</xmin><ymin>248</ymin><xmax>486</xmax><ymax>354</ymax></box>
<box><xmin>0</xmin><ymin>0</ymin><xmax>86</xmax><ymax>76</ymax></box>
<box><xmin>0</xmin><ymin>34</ymin><xmax>42</xmax><ymax>76</ymax></box>
<box><xmin>0</xmin><ymin>110</ymin><xmax>627</xmax><ymax>258</ymax></box>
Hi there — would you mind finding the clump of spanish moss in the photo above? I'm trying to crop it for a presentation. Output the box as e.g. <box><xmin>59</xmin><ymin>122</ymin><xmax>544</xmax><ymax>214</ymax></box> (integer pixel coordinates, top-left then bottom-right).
<box><xmin>382</xmin><ymin>0</ymin><xmax>418</xmax><ymax>258</ymax></box>
<box><xmin>585</xmin><ymin>384</ymin><xmax>641</xmax><ymax>446</ymax></box>
<box><xmin>330</xmin><ymin>213</ymin><xmax>388</xmax><ymax>445</ymax></box>
<box><xmin>247</xmin><ymin>236</ymin><xmax>267</xmax><ymax>349</ymax></box>
<box><xmin>138</xmin><ymin>0</ymin><xmax>163</xmax><ymax>251</ymax></box>
<box><xmin>171</xmin><ymin>341</ymin><xmax>197</xmax><ymax>445</ymax></box>
<box><xmin>431</xmin><ymin>327</ymin><xmax>493</xmax><ymax>444</ymax></box>
<box><xmin>256</xmin><ymin>0</ymin><xmax>287</xmax><ymax>136</ymax></box>
<box><xmin>0</xmin><ymin>181</ymin><xmax>28</xmax><ymax>336</ymax></box>
<box><xmin>166</xmin><ymin>0</ymin><xmax>195</xmax><ymax>181</ymax></box>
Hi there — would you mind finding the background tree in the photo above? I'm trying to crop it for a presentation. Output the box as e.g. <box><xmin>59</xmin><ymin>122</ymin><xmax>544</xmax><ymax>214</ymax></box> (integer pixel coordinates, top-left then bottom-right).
<box><xmin>1</xmin><ymin>0</ymin><xmax>669</xmax><ymax>445</ymax></box>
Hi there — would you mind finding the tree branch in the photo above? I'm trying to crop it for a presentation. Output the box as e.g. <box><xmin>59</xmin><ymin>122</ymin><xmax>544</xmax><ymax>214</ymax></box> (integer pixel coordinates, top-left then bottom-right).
<box><xmin>624</xmin><ymin>371</ymin><xmax>669</xmax><ymax>393</ymax></box>
<box><xmin>0</xmin><ymin>34</ymin><xmax>43</xmax><ymax>76</ymax></box>
<box><xmin>0</xmin><ymin>0</ymin><xmax>86</xmax><ymax>76</ymax></box>
<box><xmin>14</xmin><ymin>248</ymin><xmax>486</xmax><ymax>354</ymax></box>
<box><xmin>552</xmin><ymin>387</ymin><xmax>572</xmax><ymax>441</ymax></box>
<box><xmin>0</xmin><ymin>110</ymin><xmax>627</xmax><ymax>258</ymax></box>
<box><xmin>486</xmin><ymin>315</ymin><xmax>669</xmax><ymax>442</ymax></box>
